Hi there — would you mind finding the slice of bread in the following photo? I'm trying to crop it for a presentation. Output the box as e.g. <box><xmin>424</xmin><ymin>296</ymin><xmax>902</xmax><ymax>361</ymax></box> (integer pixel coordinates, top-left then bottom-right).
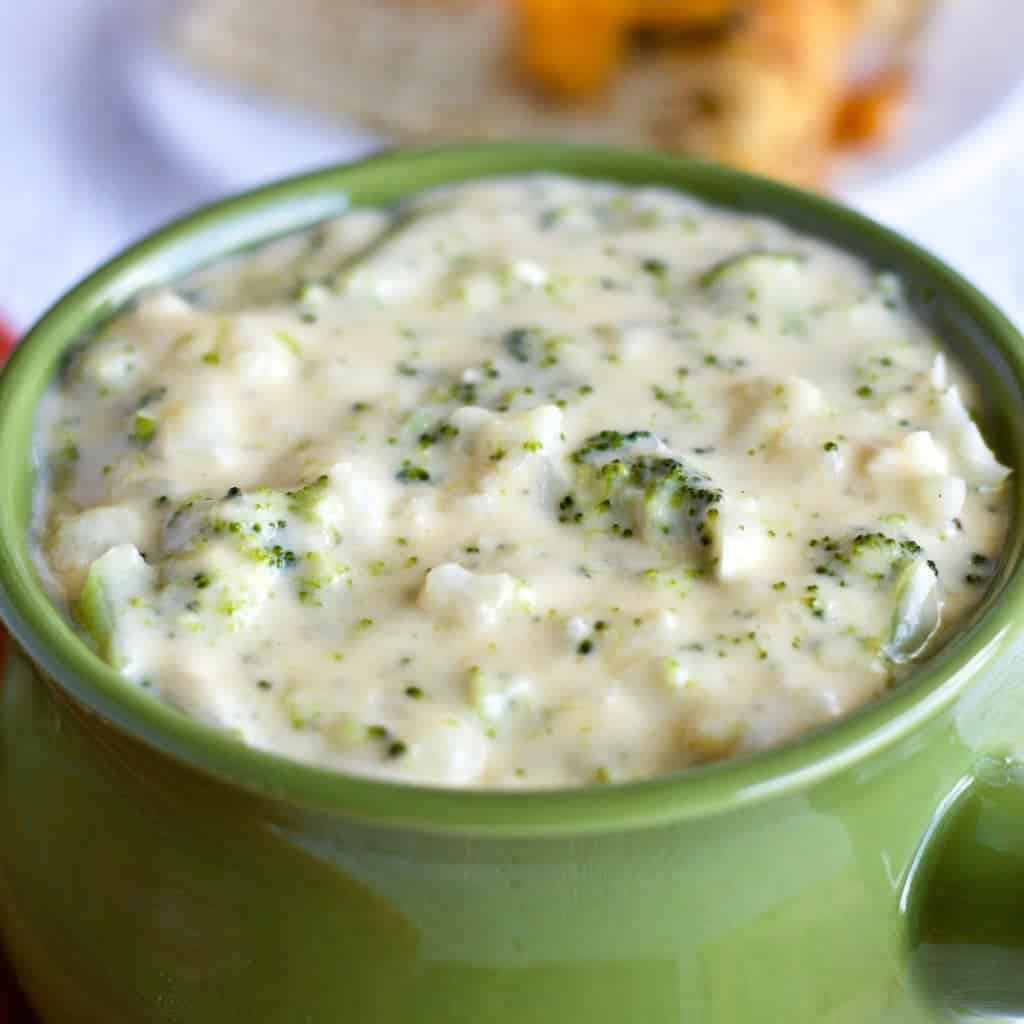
<box><xmin>174</xmin><ymin>0</ymin><xmax>929</xmax><ymax>186</ymax></box>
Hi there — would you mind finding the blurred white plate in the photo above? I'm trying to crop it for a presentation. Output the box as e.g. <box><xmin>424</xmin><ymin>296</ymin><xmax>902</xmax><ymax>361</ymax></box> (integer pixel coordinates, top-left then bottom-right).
<box><xmin>835</xmin><ymin>0</ymin><xmax>1024</xmax><ymax>224</ymax></box>
<box><xmin>124</xmin><ymin>0</ymin><xmax>1024</xmax><ymax>226</ymax></box>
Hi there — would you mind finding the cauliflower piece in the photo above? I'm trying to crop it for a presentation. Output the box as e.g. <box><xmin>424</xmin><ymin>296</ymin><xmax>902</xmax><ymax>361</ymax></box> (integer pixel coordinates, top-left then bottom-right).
<box><xmin>468</xmin><ymin>667</ymin><xmax>536</xmax><ymax>723</ymax></box>
<box><xmin>158</xmin><ymin>657</ymin><xmax>256</xmax><ymax>731</ymax></box>
<box><xmin>418</xmin><ymin>563</ymin><xmax>532</xmax><ymax>630</ymax></box>
<box><xmin>78</xmin><ymin>337</ymin><xmax>149</xmax><ymax>392</ymax></box>
<box><xmin>453</xmin><ymin>403</ymin><xmax>565</xmax><ymax>462</ymax></box>
<box><xmin>459</xmin><ymin>272</ymin><xmax>502</xmax><ymax>309</ymax></box>
<box><xmin>397</xmin><ymin>712</ymin><xmax>490</xmax><ymax>785</ymax></box>
<box><xmin>512</xmin><ymin>258</ymin><xmax>549</xmax><ymax>288</ymax></box>
<box><xmin>134</xmin><ymin>289</ymin><xmax>194</xmax><ymax>319</ymax></box>
<box><xmin>936</xmin><ymin>386</ymin><xmax>1010</xmax><ymax>488</ymax></box>
<box><xmin>448</xmin><ymin>405</ymin><xmax>495</xmax><ymax>448</ymax></box>
<box><xmin>618</xmin><ymin>322</ymin><xmax>663</xmax><ymax>360</ymax></box>
<box><xmin>865</xmin><ymin>431</ymin><xmax>966</xmax><ymax>526</ymax></box>
<box><xmin>605</xmin><ymin>610</ymin><xmax>684</xmax><ymax>684</ymax></box>
<box><xmin>155</xmin><ymin>392</ymin><xmax>247</xmax><ymax>473</ymax></box>
<box><xmin>912</xmin><ymin>476</ymin><xmax>967</xmax><ymax>526</ymax></box>
<box><xmin>450</xmin><ymin>404</ymin><xmax>566</xmax><ymax>503</ymax></box>
<box><xmin>713</xmin><ymin>495</ymin><xmax>772</xmax><ymax>582</ymax></box>
<box><xmin>867</xmin><ymin>431</ymin><xmax>950</xmax><ymax>479</ymax></box>
<box><xmin>728</xmin><ymin>375</ymin><xmax>827</xmax><ymax>441</ymax></box>
<box><xmin>222</xmin><ymin>316</ymin><xmax>302</xmax><ymax>384</ymax></box>
<box><xmin>286</xmin><ymin>460</ymin><xmax>394</xmax><ymax>545</ymax></box>
<box><xmin>336</xmin><ymin>209</ymin><xmax>452</xmax><ymax>305</ymax></box>
<box><xmin>50</xmin><ymin>503</ymin><xmax>156</xmax><ymax>597</ymax></box>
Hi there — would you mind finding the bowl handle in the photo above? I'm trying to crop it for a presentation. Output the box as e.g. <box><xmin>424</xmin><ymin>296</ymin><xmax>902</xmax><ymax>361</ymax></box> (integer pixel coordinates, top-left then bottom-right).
<box><xmin>908</xmin><ymin>756</ymin><xmax>1024</xmax><ymax>1021</ymax></box>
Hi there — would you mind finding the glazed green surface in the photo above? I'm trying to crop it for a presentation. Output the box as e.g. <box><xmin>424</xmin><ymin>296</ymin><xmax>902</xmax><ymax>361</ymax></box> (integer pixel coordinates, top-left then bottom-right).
<box><xmin>2</xmin><ymin>146</ymin><xmax>1024</xmax><ymax>1022</ymax></box>
<box><xmin>4</xmin><ymin>642</ymin><xmax>1024</xmax><ymax>1023</ymax></box>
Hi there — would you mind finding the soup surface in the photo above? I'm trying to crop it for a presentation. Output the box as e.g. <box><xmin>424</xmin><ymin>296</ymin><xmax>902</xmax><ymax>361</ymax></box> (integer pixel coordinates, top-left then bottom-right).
<box><xmin>34</xmin><ymin>176</ymin><xmax>1010</xmax><ymax>787</ymax></box>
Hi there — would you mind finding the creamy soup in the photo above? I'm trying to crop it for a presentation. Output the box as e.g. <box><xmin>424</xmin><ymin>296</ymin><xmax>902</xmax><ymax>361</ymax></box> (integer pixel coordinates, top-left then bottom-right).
<box><xmin>33</xmin><ymin>176</ymin><xmax>1010</xmax><ymax>787</ymax></box>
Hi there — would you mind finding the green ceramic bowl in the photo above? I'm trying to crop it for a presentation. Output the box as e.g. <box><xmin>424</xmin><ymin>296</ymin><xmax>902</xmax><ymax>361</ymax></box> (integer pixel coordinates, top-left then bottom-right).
<box><xmin>2</xmin><ymin>145</ymin><xmax>1024</xmax><ymax>1024</ymax></box>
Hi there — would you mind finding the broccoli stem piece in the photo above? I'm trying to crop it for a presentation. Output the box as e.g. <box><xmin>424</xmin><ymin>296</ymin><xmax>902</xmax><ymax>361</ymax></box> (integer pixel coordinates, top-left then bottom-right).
<box><xmin>697</xmin><ymin>250</ymin><xmax>805</xmax><ymax>290</ymax></box>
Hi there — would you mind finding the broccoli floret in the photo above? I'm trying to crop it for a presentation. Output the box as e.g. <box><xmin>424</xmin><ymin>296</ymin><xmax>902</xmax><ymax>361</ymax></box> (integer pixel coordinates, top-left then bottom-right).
<box><xmin>563</xmin><ymin>430</ymin><xmax>722</xmax><ymax>554</ymax></box>
<box><xmin>396</xmin><ymin>460</ymin><xmax>431</xmax><ymax>483</ymax></box>
<box><xmin>810</xmin><ymin>530</ymin><xmax>942</xmax><ymax>662</ymax></box>
<box><xmin>571</xmin><ymin>430</ymin><xmax>655</xmax><ymax>464</ymax></box>
<box><xmin>286</xmin><ymin>474</ymin><xmax>330</xmax><ymax>519</ymax></box>
<box><xmin>163</xmin><ymin>485</ymin><xmax>309</xmax><ymax>572</ymax></box>
<box><xmin>503</xmin><ymin>327</ymin><xmax>537</xmax><ymax>364</ymax></box>
<box><xmin>417</xmin><ymin>422</ymin><xmax>460</xmax><ymax>449</ymax></box>
<box><xmin>811</xmin><ymin>531</ymin><xmax>934</xmax><ymax>584</ymax></box>
<box><xmin>130</xmin><ymin>412</ymin><xmax>157</xmax><ymax>444</ymax></box>
<box><xmin>501</xmin><ymin>326</ymin><xmax>563</xmax><ymax>369</ymax></box>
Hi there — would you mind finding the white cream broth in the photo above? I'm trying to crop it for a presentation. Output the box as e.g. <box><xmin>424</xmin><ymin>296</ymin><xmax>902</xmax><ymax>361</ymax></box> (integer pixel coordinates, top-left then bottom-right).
<box><xmin>33</xmin><ymin>176</ymin><xmax>1010</xmax><ymax>787</ymax></box>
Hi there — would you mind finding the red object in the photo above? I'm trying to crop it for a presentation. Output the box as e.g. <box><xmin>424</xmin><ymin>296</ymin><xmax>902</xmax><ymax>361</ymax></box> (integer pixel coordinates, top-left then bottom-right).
<box><xmin>0</xmin><ymin>319</ymin><xmax>15</xmax><ymax>365</ymax></box>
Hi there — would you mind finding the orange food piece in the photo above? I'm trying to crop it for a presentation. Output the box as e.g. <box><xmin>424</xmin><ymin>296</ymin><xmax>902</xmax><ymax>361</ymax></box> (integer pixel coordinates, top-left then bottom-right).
<box><xmin>512</xmin><ymin>0</ymin><xmax>912</xmax><ymax>179</ymax></box>
<box><xmin>631</xmin><ymin>0</ymin><xmax>737</xmax><ymax>27</ymax></box>
<box><xmin>517</xmin><ymin>0</ymin><xmax>739</xmax><ymax>99</ymax></box>
<box><xmin>835</xmin><ymin>67</ymin><xmax>909</xmax><ymax>148</ymax></box>
<box><xmin>517</xmin><ymin>0</ymin><xmax>630</xmax><ymax>99</ymax></box>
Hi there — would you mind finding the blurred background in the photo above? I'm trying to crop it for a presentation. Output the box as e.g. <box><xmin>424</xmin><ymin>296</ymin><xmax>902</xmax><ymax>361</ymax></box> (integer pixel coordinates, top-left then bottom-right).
<box><xmin>0</xmin><ymin>0</ymin><xmax>1021</xmax><ymax>329</ymax></box>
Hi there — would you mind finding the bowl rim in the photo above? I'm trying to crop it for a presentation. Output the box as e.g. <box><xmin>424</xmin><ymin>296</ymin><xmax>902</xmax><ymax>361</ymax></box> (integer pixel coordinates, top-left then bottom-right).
<box><xmin>1</xmin><ymin>142</ymin><xmax>1023</xmax><ymax>837</ymax></box>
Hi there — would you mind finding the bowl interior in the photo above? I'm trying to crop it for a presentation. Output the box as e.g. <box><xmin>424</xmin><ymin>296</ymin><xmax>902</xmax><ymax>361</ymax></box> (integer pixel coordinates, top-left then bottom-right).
<box><xmin>2</xmin><ymin>144</ymin><xmax>1024</xmax><ymax>834</ymax></box>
